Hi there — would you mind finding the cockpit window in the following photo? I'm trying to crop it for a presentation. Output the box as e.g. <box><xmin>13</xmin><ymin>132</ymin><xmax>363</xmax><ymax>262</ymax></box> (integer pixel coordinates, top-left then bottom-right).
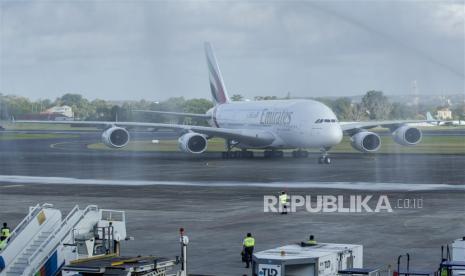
<box><xmin>331</xmin><ymin>119</ymin><xmax>336</xmax><ymax>123</ymax></box>
<box><xmin>324</xmin><ymin>119</ymin><xmax>330</xmax><ymax>123</ymax></box>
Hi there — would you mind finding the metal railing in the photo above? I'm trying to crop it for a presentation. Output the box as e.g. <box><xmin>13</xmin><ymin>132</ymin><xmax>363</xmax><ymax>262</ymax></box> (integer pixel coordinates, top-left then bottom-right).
<box><xmin>28</xmin><ymin>205</ymin><xmax>98</xmax><ymax>275</ymax></box>
<box><xmin>3</xmin><ymin>205</ymin><xmax>62</xmax><ymax>275</ymax></box>
<box><xmin>1</xmin><ymin>204</ymin><xmax>41</xmax><ymax>252</ymax></box>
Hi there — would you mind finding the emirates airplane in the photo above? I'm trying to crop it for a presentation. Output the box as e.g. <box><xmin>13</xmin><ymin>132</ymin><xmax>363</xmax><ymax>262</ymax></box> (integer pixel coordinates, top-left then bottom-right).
<box><xmin>19</xmin><ymin>42</ymin><xmax>428</xmax><ymax>164</ymax></box>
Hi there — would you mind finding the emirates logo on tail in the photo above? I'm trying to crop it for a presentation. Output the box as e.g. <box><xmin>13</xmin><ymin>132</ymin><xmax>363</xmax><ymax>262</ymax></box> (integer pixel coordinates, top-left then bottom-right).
<box><xmin>205</xmin><ymin>42</ymin><xmax>230</xmax><ymax>105</ymax></box>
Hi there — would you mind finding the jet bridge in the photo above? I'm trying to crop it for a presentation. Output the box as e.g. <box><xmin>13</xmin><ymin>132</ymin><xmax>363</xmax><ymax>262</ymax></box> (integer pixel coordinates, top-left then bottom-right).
<box><xmin>0</xmin><ymin>203</ymin><xmax>126</xmax><ymax>276</ymax></box>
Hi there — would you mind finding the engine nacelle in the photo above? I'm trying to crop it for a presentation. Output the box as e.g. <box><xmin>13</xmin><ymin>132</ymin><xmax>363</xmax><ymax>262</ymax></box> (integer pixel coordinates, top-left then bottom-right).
<box><xmin>101</xmin><ymin>127</ymin><xmax>130</xmax><ymax>148</ymax></box>
<box><xmin>351</xmin><ymin>131</ymin><xmax>381</xmax><ymax>152</ymax></box>
<box><xmin>178</xmin><ymin>133</ymin><xmax>208</xmax><ymax>154</ymax></box>
<box><xmin>392</xmin><ymin>125</ymin><xmax>422</xmax><ymax>146</ymax></box>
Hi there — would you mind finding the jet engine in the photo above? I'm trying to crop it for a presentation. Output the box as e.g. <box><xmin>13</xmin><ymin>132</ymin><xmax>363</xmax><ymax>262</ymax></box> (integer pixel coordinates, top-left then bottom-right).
<box><xmin>102</xmin><ymin>127</ymin><xmax>130</xmax><ymax>148</ymax></box>
<box><xmin>350</xmin><ymin>131</ymin><xmax>381</xmax><ymax>152</ymax></box>
<box><xmin>178</xmin><ymin>133</ymin><xmax>208</xmax><ymax>154</ymax></box>
<box><xmin>392</xmin><ymin>125</ymin><xmax>422</xmax><ymax>146</ymax></box>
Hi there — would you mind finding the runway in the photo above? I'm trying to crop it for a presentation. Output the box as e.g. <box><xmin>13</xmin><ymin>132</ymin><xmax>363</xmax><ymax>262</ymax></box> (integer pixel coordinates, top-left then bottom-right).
<box><xmin>0</xmin><ymin>130</ymin><xmax>464</xmax><ymax>274</ymax></box>
<box><xmin>0</xmin><ymin>130</ymin><xmax>464</xmax><ymax>184</ymax></box>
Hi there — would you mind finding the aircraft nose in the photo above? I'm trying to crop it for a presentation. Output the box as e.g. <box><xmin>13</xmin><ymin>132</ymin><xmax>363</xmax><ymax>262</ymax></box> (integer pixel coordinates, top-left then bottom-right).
<box><xmin>327</xmin><ymin>124</ymin><xmax>343</xmax><ymax>146</ymax></box>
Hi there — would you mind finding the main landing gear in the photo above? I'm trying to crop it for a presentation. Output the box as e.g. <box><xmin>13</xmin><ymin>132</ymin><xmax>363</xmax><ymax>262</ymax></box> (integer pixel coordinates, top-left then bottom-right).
<box><xmin>263</xmin><ymin>150</ymin><xmax>284</xmax><ymax>158</ymax></box>
<box><xmin>222</xmin><ymin>150</ymin><xmax>254</xmax><ymax>159</ymax></box>
<box><xmin>291</xmin><ymin>150</ymin><xmax>309</xmax><ymax>158</ymax></box>
<box><xmin>221</xmin><ymin>139</ymin><xmax>254</xmax><ymax>159</ymax></box>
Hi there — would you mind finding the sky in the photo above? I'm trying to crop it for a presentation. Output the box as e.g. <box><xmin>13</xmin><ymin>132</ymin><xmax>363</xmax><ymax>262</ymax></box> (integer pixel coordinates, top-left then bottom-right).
<box><xmin>0</xmin><ymin>0</ymin><xmax>464</xmax><ymax>101</ymax></box>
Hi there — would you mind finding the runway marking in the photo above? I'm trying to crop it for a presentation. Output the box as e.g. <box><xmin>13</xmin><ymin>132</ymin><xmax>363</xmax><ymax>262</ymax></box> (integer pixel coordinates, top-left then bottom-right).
<box><xmin>50</xmin><ymin>141</ymin><xmax>73</xmax><ymax>149</ymax></box>
<box><xmin>0</xmin><ymin>184</ymin><xmax>24</xmax><ymax>188</ymax></box>
<box><xmin>0</xmin><ymin>175</ymin><xmax>463</xmax><ymax>191</ymax></box>
<box><xmin>49</xmin><ymin>140</ymin><xmax>93</xmax><ymax>150</ymax></box>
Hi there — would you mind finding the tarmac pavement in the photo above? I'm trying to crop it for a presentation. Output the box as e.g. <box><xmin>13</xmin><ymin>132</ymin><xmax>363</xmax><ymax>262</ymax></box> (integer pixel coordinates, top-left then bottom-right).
<box><xmin>0</xmin><ymin>131</ymin><xmax>464</xmax><ymax>275</ymax></box>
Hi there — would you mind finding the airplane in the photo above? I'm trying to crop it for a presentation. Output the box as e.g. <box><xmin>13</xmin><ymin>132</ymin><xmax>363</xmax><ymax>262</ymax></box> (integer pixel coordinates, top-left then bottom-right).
<box><xmin>426</xmin><ymin>112</ymin><xmax>465</xmax><ymax>126</ymax></box>
<box><xmin>17</xmin><ymin>42</ymin><xmax>433</xmax><ymax>164</ymax></box>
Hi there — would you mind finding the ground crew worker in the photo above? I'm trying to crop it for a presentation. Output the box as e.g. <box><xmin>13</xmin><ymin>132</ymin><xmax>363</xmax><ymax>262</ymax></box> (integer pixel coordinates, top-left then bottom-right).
<box><xmin>242</xmin><ymin>233</ymin><xmax>255</xmax><ymax>268</ymax></box>
<box><xmin>279</xmin><ymin>191</ymin><xmax>289</xmax><ymax>214</ymax></box>
<box><xmin>0</xmin><ymin>236</ymin><xmax>6</xmax><ymax>250</ymax></box>
<box><xmin>0</xmin><ymin>223</ymin><xmax>9</xmax><ymax>251</ymax></box>
<box><xmin>1</xmin><ymin>223</ymin><xmax>10</xmax><ymax>240</ymax></box>
<box><xmin>301</xmin><ymin>235</ymin><xmax>317</xmax><ymax>247</ymax></box>
<box><xmin>307</xmin><ymin>235</ymin><xmax>317</xmax><ymax>245</ymax></box>
<box><xmin>440</xmin><ymin>259</ymin><xmax>449</xmax><ymax>276</ymax></box>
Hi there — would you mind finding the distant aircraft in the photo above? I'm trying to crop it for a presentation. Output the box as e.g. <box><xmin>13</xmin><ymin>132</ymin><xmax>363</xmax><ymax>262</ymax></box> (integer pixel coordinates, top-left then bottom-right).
<box><xmin>17</xmin><ymin>42</ymin><xmax>435</xmax><ymax>164</ymax></box>
<box><xmin>426</xmin><ymin>112</ymin><xmax>465</xmax><ymax>126</ymax></box>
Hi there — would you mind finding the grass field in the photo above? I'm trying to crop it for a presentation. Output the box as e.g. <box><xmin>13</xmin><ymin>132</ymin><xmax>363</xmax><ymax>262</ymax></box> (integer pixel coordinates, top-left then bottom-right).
<box><xmin>0</xmin><ymin>133</ymin><xmax>79</xmax><ymax>140</ymax></box>
<box><xmin>88</xmin><ymin>135</ymin><xmax>465</xmax><ymax>154</ymax></box>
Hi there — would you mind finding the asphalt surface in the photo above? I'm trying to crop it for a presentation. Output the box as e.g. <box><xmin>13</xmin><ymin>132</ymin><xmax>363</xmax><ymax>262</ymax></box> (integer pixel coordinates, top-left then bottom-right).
<box><xmin>0</xmin><ymin>130</ymin><xmax>464</xmax><ymax>275</ymax></box>
<box><xmin>0</xmin><ymin>185</ymin><xmax>463</xmax><ymax>275</ymax></box>
<box><xmin>0</xmin><ymin>130</ymin><xmax>464</xmax><ymax>184</ymax></box>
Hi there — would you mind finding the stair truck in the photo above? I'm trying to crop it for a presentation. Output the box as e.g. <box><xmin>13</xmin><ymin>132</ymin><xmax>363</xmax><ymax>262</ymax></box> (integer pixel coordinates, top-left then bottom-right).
<box><xmin>0</xmin><ymin>203</ymin><xmax>130</xmax><ymax>276</ymax></box>
<box><xmin>0</xmin><ymin>204</ymin><xmax>187</xmax><ymax>276</ymax></box>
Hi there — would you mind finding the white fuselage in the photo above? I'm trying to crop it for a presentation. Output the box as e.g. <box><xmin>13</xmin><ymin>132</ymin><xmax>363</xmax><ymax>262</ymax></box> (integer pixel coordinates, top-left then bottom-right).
<box><xmin>207</xmin><ymin>99</ymin><xmax>343</xmax><ymax>149</ymax></box>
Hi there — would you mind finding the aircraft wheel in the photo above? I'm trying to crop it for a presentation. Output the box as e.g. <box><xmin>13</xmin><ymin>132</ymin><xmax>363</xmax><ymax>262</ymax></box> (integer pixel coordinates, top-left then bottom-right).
<box><xmin>324</xmin><ymin>156</ymin><xmax>331</xmax><ymax>164</ymax></box>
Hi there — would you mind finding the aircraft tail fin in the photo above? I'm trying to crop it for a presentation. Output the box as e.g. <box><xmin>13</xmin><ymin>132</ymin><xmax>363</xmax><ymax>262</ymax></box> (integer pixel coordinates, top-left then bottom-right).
<box><xmin>426</xmin><ymin>112</ymin><xmax>435</xmax><ymax>121</ymax></box>
<box><xmin>205</xmin><ymin>42</ymin><xmax>230</xmax><ymax>105</ymax></box>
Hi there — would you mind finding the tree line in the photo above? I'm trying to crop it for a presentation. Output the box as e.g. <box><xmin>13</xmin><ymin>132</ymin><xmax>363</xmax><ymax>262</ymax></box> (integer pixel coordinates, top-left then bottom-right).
<box><xmin>1</xmin><ymin>91</ymin><xmax>463</xmax><ymax>123</ymax></box>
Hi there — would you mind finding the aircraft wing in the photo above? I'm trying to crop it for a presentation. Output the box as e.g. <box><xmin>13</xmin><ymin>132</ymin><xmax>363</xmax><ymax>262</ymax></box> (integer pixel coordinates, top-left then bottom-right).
<box><xmin>15</xmin><ymin>120</ymin><xmax>275</xmax><ymax>146</ymax></box>
<box><xmin>133</xmin><ymin>110</ymin><xmax>211</xmax><ymax>119</ymax></box>
<box><xmin>339</xmin><ymin>120</ymin><xmax>435</xmax><ymax>134</ymax></box>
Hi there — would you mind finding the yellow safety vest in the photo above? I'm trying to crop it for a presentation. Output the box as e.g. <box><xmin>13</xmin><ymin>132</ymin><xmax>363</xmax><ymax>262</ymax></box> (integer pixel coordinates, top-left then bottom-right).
<box><xmin>279</xmin><ymin>194</ymin><xmax>288</xmax><ymax>204</ymax></box>
<box><xmin>441</xmin><ymin>268</ymin><xmax>448</xmax><ymax>276</ymax></box>
<box><xmin>307</xmin><ymin>240</ymin><xmax>317</xmax><ymax>245</ymax></box>
<box><xmin>1</xmin><ymin>228</ymin><xmax>10</xmax><ymax>238</ymax></box>
<box><xmin>243</xmin><ymin>237</ymin><xmax>255</xmax><ymax>248</ymax></box>
<box><xmin>0</xmin><ymin>239</ymin><xmax>6</xmax><ymax>250</ymax></box>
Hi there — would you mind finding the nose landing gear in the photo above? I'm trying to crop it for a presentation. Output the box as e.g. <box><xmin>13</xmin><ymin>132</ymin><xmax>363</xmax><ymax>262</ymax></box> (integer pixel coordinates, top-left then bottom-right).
<box><xmin>318</xmin><ymin>156</ymin><xmax>331</xmax><ymax>164</ymax></box>
<box><xmin>318</xmin><ymin>147</ymin><xmax>331</xmax><ymax>164</ymax></box>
